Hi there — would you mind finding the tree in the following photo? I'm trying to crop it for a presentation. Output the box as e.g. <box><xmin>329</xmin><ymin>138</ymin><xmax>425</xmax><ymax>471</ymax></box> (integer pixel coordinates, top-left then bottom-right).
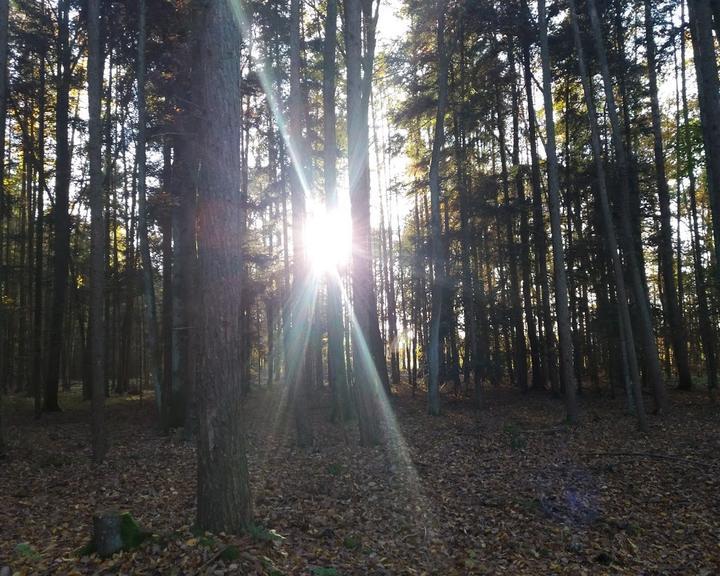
<box><xmin>343</xmin><ymin>0</ymin><xmax>386</xmax><ymax>445</ymax></box>
<box><xmin>194</xmin><ymin>0</ymin><xmax>252</xmax><ymax>533</ymax></box>
<box><xmin>644</xmin><ymin>0</ymin><xmax>693</xmax><ymax>391</ymax></box>
<box><xmin>323</xmin><ymin>0</ymin><xmax>351</xmax><ymax>421</ymax></box>
<box><xmin>680</xmin><ymin>0</ymin><xmax>717</xmax><ymax>393</ymax></box>
<box><xmin>537</xmin><ymin>0</ymin><xmax>578</xmax><ymax>422</ymax></box>
<box><xmin>288</xmin><ymin>0</ymin><xmax>312</xmax><ymax>447</ymax></box>
<box><xmin>428</xmin><ymin>0</ymin><xmax>448</xmax><ymax>417</ymax></box>
<box><xmin>88</xmin><ymin>0</ymin><xmax>106</xmax><ymax>462</ymax></box>
<box><xmin>31</xmin><ymin>0</ymin><xmax>47</xmax><ymax>417</ymax></box>
<box><xmin>0</xmin><ymin>0</ymin><xmax>7</xmax><ymax>457</ymax></box>
<box><xmin>136</xmin><ymin>0</ymin><xmax>162</xmax><ymax>409</ymax></box>
<box><xmin>44</xmin><ymin>0</ymin><xmax>72</xmax><ymax>411</ymax></box>
<box><xmin>687</xmin><ymin>0</ymin><xmax>720</xmax><ymax>291</ymax></box>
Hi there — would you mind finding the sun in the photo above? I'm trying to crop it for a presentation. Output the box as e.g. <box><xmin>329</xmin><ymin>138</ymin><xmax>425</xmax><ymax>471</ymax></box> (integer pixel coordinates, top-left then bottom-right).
<box><xmin>304</xmin><ymin>205</ymin><xmax>352</xmax><ymax>275</ymax></box>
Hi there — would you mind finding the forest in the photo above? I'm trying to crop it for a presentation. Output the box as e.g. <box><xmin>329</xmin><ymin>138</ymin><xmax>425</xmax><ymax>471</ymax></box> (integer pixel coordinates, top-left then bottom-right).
<box><xmin>1</xmin><ymin>0</ymin><xmax>720</xmax><ymax>573</ymax></box>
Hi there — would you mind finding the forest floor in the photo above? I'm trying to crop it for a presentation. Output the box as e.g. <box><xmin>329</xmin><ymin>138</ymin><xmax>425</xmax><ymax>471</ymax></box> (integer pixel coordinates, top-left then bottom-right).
<box><xmin>1</xmin><ymin>384</ymin><xmax>719</xmax><ymax>575</ymax></box>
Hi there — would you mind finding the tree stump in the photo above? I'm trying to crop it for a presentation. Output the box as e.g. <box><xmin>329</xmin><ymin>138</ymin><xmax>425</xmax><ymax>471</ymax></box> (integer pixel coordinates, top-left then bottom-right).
<box><xmin>93</xmin><ymin>511</ymin><xmax>124</xmax><ymax>557</ymax></box>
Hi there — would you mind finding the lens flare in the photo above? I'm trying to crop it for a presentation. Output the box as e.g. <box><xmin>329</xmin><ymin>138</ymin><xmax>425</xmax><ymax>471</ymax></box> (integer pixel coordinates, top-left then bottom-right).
<box><xmin>304</xmin><ymin>206</ymin><xmax>353</xmax><ymax>275</ymax></box>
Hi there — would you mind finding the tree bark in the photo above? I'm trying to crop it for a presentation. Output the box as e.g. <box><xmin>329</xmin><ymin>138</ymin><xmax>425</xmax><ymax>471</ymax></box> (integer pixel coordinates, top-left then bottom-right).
<box><xmin>344</xmin><ymin>0</ymin><xmax>385</xmax><ymax>444</ymax></box>
<box><xmin>195</xmin><ymin>0</ymin><xmax>252</xmax><ymax>533</ymax></box>
<box><xmin>32</xmin><ymin>3</ymin><xmax>46</xmax><ymax>417</ymax></box>
<box><xmin>687</xmin><ymin>0</ymin><xmax>720</xmax><ymax>291</ymax></box>
<box><xmin>44</xmin><ymin>0</ymin><xmax>72</xmax><ymax>411</ymax></box>
<box><xmin>136</xmin><ymin>0</ymin><xmax>162</xmax><ymax>409</ymax></box>
<box><xmin>289</xmin><ymin>0</ymin><xmax>313</xmax><ymax>447</ymax></box>
<box><xmin>88</xmin><ymin>0</ymin><xmax>106</xmax><ymax>462</ymax></box>
<box><xmin>428</xmin><ymin>0</ymin><xmax>448</xmax><ymax>417</ymax></box>
<box><xmin>323</xmin><ymin>0</ymin><xmax>351</xmax><ymax>421</ymax></box>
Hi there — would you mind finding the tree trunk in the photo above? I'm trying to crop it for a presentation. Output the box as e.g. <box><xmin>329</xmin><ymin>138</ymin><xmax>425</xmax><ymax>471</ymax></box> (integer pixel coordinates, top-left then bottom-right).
<box><xmin>44</xmin><ymin>0</ymin><xmax>72</xmax><ymax>411</ymax></box>
<box><xmin>687</xmin><ymin>0</ymin><xmax>720</xmax><ymax>285</ymax></box>
<box><xmin>323</xmin><ymin>0</ymin><xmax>351</xmax><ymax>421</ymax></box>
<box><xmin>136</xmin><ymin>0</ymin><xmax>162</xmax><ymax>409</ymax></box>
<box><xmin>538</xmin><ymin>0</ymin><xmax>578</xmax><ymax>422</ymax></box>
<box><xmin>195</xmin><ymin>0</ymin><xmax>252</xmax><ymax>533</ymax></box>
<box><xmin>344</xmin><ymin>0</ymin><xmax>385</xmax><ymax>444</ymax></box>
<box><xmin>644</xmin><ymin>0</ymin><xmax>693</xmax><ymax>391</ymax></box>
<box><xmin>289</xmin><ymin>0</ymin><xmax>313</xmax><ymax>447</ymax></box>
<box><xmin>508</xmin><ymin>46</ymin><xmax>529</xmax><ymax>393</ymax></box>
<box><xmin>0</xmin><ymin>0</ymin><xmax>5</xmax><ymax>454</ymax></box>
<box><xmin>428</xmin><ymin>0</ymin><xmax>448</xmax><ymax>417</ymax></box>
<box><xmin>32</xmin><ymin>8</ymin><xmax>46</xmax><ymax>417</ymax></box>
<box><xmin>161</xmin><ymin>141</ymin><xmax>174</xmax><ymax>430</ymax></box>
<box><xmin>88</xmin><ymin>0</ymin><xmax>106</xmax><ymax>462</ymax></box>
<box><xmin>681</xmin><ymin>1</ymin><xmax>717</xmax><ymax>393</ymax></box>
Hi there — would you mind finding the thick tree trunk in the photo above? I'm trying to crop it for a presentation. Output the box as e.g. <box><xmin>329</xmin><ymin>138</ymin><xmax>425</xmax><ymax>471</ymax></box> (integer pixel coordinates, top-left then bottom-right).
<box><xmin>688</xmin><ymin>0</ymin><xmax>720</xmax><ymax>291</ymax></box>
<box><xmin>195</xmin><ymin>0</ymin><xmax>252</xmax><ymax>533</ymax></box>
<box><xmin>344</xmin><ymin>0</ymin><xmax>385</xmax><ymax>444</ymax></box>
<box><xmin>681</xmin><ymin>2</ymin><xmax>717</xmax><ymax>393</ymax></box>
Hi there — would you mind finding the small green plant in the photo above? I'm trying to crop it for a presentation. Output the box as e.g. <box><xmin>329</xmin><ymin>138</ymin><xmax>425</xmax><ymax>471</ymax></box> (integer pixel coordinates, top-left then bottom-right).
<box><xmin>247</xmin><ymin>523</ymin><xmax>285</xmax><ymax>542</ymax></box>
<box><xmin>219</xmin><ymin>545</ymin><xmax>241</xmax><ymax>561</ymax></box>
<box><xmin>342</xmin><ymin>535</ymin><xmax>360</xmax><ymax>550</ymax></box>
<box><xmin>120</xmin><ymin>512</ymin><xmax>150</xmax><ymax>549</ymax></box>
<box><xmin>327</xmin><ymin>463</ymin><xmax>343</xmax><ymax>476</ymax></box>
<box><xmin>198</xmin><ymin>534</ymin><xmax>216</xmax><ymax>548</ymax></box>
<box><xmin>503</xmin><ymin>422</ymin><xmax>527</xmax><ymax>451</ymax></box>
<box><xmin>16</xmin><ymin>542</ymin><xmax>41</xmax><ymax>561</ymax></box>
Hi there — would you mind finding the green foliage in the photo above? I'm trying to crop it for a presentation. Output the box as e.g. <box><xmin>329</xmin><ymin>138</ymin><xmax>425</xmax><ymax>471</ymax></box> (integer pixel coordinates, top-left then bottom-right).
<box><xmin>247</xmin><ymin>523</ymin><xmax>285</xmax><ymax>542</ymax></box>
<box><xmin>342</xmin><ymin>534</ymin><xmax>360</xmax><ymax>550</ymax></box>
<box><xmin>120</xmin><ymin>512</ymin><xmax>151</xmax><ymax>549</ymax></box>
<box><xmin>219</xmin><ymin>545</ymin><xmax>241</xmax><ymax>561</ymax></box>
<box><xmin>326</xmin><ymin>463</ymin><xmax>343</xmax><ymax>476</ymax></box>
<box><xmin>198</xmin><ymin>535</ymin><xmax>216</xmax><ymax>548</ymax></box>
<box><xmin>503</xmin><ymin>422</ymin><xmax>527</xmax><ymax>451</ymax></box>
<box><xmin>464</xmin><ymin>549</ymin><xmax>479</xmax><ymax>570</ymax></box>
<box><xmin>76</xmin><ymin>541</ymin><xmax>95</xmax><ymax>557</ymax></box>
<box><xmin>15</xmin><ymin>542</ymin><xmax>41</xmax><ymax>561</ymax></box>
